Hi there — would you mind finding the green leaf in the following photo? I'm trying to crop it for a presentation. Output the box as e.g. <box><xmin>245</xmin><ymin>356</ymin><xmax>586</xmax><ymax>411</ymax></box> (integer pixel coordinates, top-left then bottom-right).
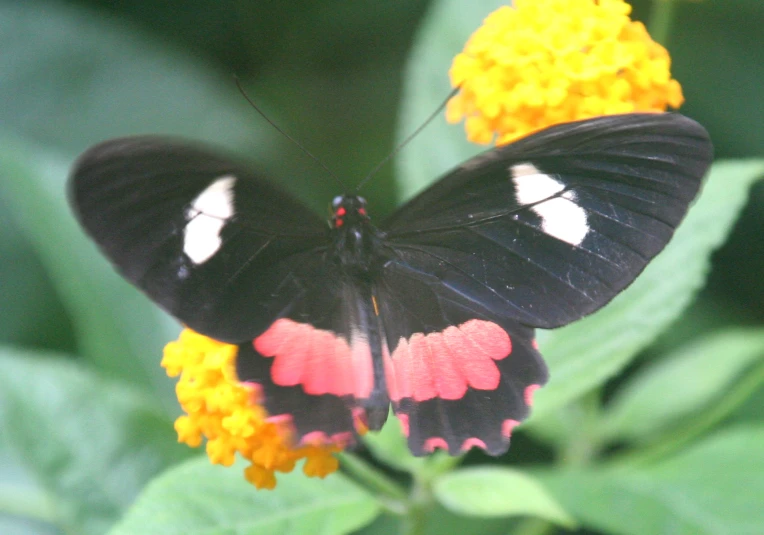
<box><xmin>603</xmin><ymin>328</ymin><xmax>764</xmax><ymax>441</ymax></box>
<box><xmin>539</xmin><ymin>425</ymin><xmax>764</xmax><ymax>535</ymax></box>
<box><xmin>671</xmin><ymin>0</ymin><xmax>764</xmax><ymax>158</ymax></box>
<box><xmin>432</xmin><ymin>467</ymin><xmax>575</xmax><ymax>527</ymax></box>
<box><xmin>0</xmin><ymin>433</ymin><xmax>59</xmax><ymax>535</ymax></box>
<box><xmin>532</xmin><ymin>160</ymin><xmax>764</xmax><ymax>419</ymax></box>
<box><xmin>357</xmin><ymin>507</ymin><xmax>514</xmax><ymax>535</ymax></box>
<box><xmin>0</xmin><ymin>197</ymin><xmax>72</xmax><ymax>350</ymax></box>
<box><xmin>109</xmin><ymin>457</ymin><xmax>381</xmax><ymax>535</ymax></box>
<box><xmin>0</xmin><ymin>347</ymin><xmax>188</xmax><ymax>535</ymax></box>
<box><xmin>0</xmin><ymin>137</ymin><xmax>180</xmax><ymax>410</ymax></box>
<box><xmin>362</xmin><ymin>412</ymin><xmax>427</xmax><ymax>474</ymax></box>
<box><xmin>396</xmin><ymin>0</ymin><xmax>504</xmax><ymax>200</ymax></box>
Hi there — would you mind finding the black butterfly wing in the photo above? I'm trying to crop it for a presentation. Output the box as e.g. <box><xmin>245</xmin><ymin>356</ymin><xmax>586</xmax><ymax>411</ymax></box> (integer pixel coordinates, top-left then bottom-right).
<box><xmin>382</xmin><ymin>113</ymin><xmax>713</xmax><ymax>329</ymax></box>
<box><xmin>69</xmin><ymin>136</ymin><xmax>330</xmax><ymax>343</ymax></box>
<box><xmin>70</xmin><ymin>137</ymin><xmax>375</xmax><ymax>445</ymax></box>
<box><xmin>375</xmin><ymin>252</ymin><xmax>548</xmax><ymax>455</ymax></box>
<box><xmin>376</xmin><ymin>113</ymin><xmax>712</xmax><ymax>454</ymax></box>
<box><xmin>234</xmin><ymin>260</ymin><xmax>370</xmax><ymax>445</ymax></box>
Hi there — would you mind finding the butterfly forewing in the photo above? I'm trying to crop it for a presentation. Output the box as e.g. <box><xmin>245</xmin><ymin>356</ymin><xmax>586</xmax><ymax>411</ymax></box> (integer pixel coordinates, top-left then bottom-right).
<box><xmin>69</xmin><ymin>136</ymin><xmax>329</xmax><ymax>342</ymax></box>
<box><xmin>381</xmin><ymin>113</ymin><xmax>713</xmax><ymax>329</ymax></box>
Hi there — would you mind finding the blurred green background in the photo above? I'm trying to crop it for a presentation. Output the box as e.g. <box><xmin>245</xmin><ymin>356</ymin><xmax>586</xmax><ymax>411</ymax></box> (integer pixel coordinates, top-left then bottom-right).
<box><xmin>1</xmin><ymin>1</ymin><xmax>763</xmax><ymax>534</ymax></box>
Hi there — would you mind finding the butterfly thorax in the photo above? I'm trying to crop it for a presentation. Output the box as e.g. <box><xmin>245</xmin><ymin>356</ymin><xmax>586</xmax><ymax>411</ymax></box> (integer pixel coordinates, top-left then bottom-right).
<box><xmin>330</xmin><ymin>195</ymin><xmax>382</xmax><ymax>274</ymax></box>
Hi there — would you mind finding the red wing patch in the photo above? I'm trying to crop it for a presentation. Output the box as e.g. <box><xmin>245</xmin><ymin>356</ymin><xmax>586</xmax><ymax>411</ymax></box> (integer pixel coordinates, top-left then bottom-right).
<box><xmin>384</xmin><ymin>319</ymin><xmax>511</xmax><ymax>402</ymax></box>
<box><xmin>386</xmin><ymin>327</ymin><xmax>548</xmax><ymax>456</ymax></box>
<box><xmin>254</xmin><ymin>318</ymin><xmax>373</xmax><ymax>399</ymax></box>
<box><xmin>235</xmin><ymin>341</ymin><xmax>360</xmax><ymax>448</ymax></box>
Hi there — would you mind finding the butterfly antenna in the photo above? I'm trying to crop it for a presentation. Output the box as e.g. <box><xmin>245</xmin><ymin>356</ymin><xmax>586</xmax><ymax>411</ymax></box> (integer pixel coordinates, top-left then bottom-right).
<box><xmin>234</xmin><ymin>76</ymin><xmax>348</xmax><ymax>191</ymax></box>
<box><xmin>355</xmin><ymin>86</ymin><xmax>460</xmax><ymax>193</ymax></box>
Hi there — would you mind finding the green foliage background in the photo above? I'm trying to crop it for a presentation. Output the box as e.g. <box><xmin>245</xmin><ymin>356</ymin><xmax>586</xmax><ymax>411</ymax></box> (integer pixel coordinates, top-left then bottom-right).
<box><xmin>0</xmin><ymin>1</ymin><xmax>762</xmax><ymax>534</ymax></box>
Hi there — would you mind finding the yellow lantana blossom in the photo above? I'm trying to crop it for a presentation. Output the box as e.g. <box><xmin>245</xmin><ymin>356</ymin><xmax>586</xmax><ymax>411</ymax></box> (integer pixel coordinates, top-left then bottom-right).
<box><xmin>162</xmin><ymin>329</ymin><xmax>341</xmax><ymax>489</ymax></box>
<box><xmin>447</xmin><ymin>0</ymin><xmax>684</xmax><ymax>144</ymax></box>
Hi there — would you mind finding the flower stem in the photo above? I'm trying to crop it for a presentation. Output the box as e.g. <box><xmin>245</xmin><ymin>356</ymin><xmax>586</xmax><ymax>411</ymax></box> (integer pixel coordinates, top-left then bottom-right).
<box><xmin>400</xmin><ymin>474</ymin><xmax>433</xmax><ymax>535</ymax></box>
<box><xmin>648</xmin><ymin>0</ymin><xmax>678</xmax><ymax>46</ymax></box>
<box><xmin>558</xmin><ymin>388</ymin><xmax>603</xmax><ymax>467</ymax></box>
<box><xmin>337</xmin><ymin>452</ymin><xmax>408</xmax><ymax>509</ymax></box>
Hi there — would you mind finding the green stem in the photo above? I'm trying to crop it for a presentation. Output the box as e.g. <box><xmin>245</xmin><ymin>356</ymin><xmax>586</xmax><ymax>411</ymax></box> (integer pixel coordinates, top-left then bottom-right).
<box><xmin>0</xmin><ymin>484</ymin><xmax>57</xmax><ymax>524</ymax></box>
<box><xmin>558</xmin><ymin>388</ymin><xmax>603</xmax><ymax>467</ymax></box>
<box><xmin>401</xmin><ymin>474</ymin><xmax>433</xmax><ymax>535</ymax></box>
<box><xmin>647</xmin><ymin>0</ymin><xmax>678</xmax><ymax>46</ymax></box>
<box><xmin>612</xmin><ymin>358</ymin><xmax>764</xmax><ymax>468</ymax></box>
<box><xmin>337</xmin><ymin>452</ymin><xmax>408</xmax><ymax>510</ymax></box>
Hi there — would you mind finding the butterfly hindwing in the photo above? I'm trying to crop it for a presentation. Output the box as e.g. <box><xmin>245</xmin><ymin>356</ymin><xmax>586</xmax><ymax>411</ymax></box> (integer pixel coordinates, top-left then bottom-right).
<box><xmin>69</xmin><ymin>136</ymin><xmax>330</xmax><ymax>342</ymax></box>
<box><xmin>375</xmin><ymin>252</ymin><xmax>548</xmax><ymax>455</ymax></box>
<box><xmin>235</xmin><ymin>259</ymin><xmax>387</xmax><ymax>445</ymax></box>
<box><xmin>382</xmin><ymin>113</ymin><xmax>713</xmax><ymax>329</ymax></box>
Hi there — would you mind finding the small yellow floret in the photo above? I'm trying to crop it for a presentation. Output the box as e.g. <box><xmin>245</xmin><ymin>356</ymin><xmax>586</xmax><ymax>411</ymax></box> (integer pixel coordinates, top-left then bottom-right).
<box><xmin>161</xmin><ymin>329</ymin><xmax>342</xmax><ymax>489</ymax></box>
<box><xmin>448</xmin><ymin>0</ymin><xmax>684</xmax><ymax>144</ymax></box>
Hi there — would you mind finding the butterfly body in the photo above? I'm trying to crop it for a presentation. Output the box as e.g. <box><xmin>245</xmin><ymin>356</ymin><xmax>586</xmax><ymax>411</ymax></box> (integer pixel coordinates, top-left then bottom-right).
<box><xmin>69</xmin><ymin>113</ymin><xmax>713</xmax><ymax>455</ymax></box>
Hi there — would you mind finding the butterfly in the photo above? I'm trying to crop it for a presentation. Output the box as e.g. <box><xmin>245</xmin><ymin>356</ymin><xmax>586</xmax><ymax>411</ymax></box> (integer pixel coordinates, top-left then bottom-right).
<box><xmin>69</xmin><ymin>112</ymin><xmax>712</xmax><ymax>456</ymax></box>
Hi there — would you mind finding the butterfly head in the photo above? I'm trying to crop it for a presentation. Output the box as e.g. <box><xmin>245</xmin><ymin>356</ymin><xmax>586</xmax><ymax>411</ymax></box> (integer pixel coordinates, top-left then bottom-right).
<box><xmin>331</xmin><ymin>195</ymin><xmax>369</xmax><ymax>229</ymax></box>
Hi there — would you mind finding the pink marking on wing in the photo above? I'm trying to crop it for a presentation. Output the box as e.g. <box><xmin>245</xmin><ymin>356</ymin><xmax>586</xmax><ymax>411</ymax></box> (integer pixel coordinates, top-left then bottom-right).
<box><xmin>459</xmin><ymin>319</ymin><xmax>511</xmax><ymax>359</ymax></box>
<box><xmin>252</xmin><ymin>318</ymin><xmax>289</xmax><ymax>355</ymax></box>
<box><xmin>300</xmin><ymin>332</ymin><xmax>323</xmax><ymax>395</ymax></box>
<box><xmin>391</xmin><ymin>338</ymin><xmax>413</xmax><ymax>401</ymax></box>
<box><xmin>524</xmin><ymin>384</ymin><xmax>540</xmax><ymax>407</ymax></box>
<box><xmin>408</xmin><ymin>333</ymin><xmax>438</xmax><ymax>401</ymax></box>
<box><xmin>382</xmin><ymin>340</ymin><xmax>400</xmax><ymax>402</ymax></box>
<box><xmin>300</xmin><ymin>431</ymin><xmax>329</xmax><ymax>445</ymax></box>
<box><xmin>428</xmin><ymin>331</ymin><xmax>467</xmax><ymax>400</ymax></box>
<box><xmin>396</xmin><ymin>413</ymin><xmax>410</xmax><ymax>436</ymax></box>
<box><xmin>461</xmin><ymin>438</ymin><xmax>487</xmax><ymax>452</ymax></box>
<box><xmin>300</xmin><ymin>430</ymin><xmax>353</xmax><ymax>447</ymax></box>
<box><xmin>424</xmin><ymin>437</ymin><xmax>449</xmax><ymax>452</ymax></box>
<box><xmin>259</xmin><ymin>320</ymin><xmax>309</xmax><ymax>387</ymax></box>
<box><xmin>443</xmin><ymin>323</ymin><xmax>501</xmax><ymax>391</ymax></box>
<box><xmin>388</xmin><ymin>320</ymin><xmax>511</xmax><ymax>402</ymax></box>
<box><xmin>254</xmin><ymin>318</ymin><xmax>371</xmax><ymax>398</ymax></box>
<box><xmin>350</xmin><ymin>331</ymin><xmax>374</xmax><ymax>399</ymax></box>
<box><xmin>334</xmin><ymin>335</ymin><xmax>355</xmax><ymax>396</ymax></box>
<box><xmin>265</xmin><ymin>414</ymin><xmax>293</xmax><ymax>425</ymax></box>
<box><xmin>502</xmin><ymin>419</ymin><xmax>520</xmax><ymax>438</ymax></box>
<box><xmin>303</xmin><ymin>329</ymin><xmax>348</xmax><ymax>396</ymax></box>
<box><xmin>531</xmin><ymin>338</ymin><xmax>539</xmax><ymax>350</ymax></box>
<box><xmin>330</xmin><ymin>431</ymin><xmax>354</xmax><ymax>446</ymax></box>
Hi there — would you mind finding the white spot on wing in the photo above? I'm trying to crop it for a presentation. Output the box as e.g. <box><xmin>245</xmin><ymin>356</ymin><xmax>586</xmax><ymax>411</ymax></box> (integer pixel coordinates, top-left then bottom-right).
<box><xmin>183</xmin><ymin>175</ymin><xmax>236</xmax><ymax>264</ymax></box>
<box><xmin>511</xmin><ymin>162</ymin><xmax>589</xmax><ymax>246</ymax></box>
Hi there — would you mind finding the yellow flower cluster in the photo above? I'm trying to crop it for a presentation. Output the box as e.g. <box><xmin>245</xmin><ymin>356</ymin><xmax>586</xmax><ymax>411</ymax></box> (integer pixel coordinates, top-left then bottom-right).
<box><xmin>161</xmin><ymin>329</ymin><xmax>341</xmax><ymax>489</ymax></box>
<box><xmin>447</xmin><ymin>0</ymin><xmax>684</xmax><ymax>144</ymax></box>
